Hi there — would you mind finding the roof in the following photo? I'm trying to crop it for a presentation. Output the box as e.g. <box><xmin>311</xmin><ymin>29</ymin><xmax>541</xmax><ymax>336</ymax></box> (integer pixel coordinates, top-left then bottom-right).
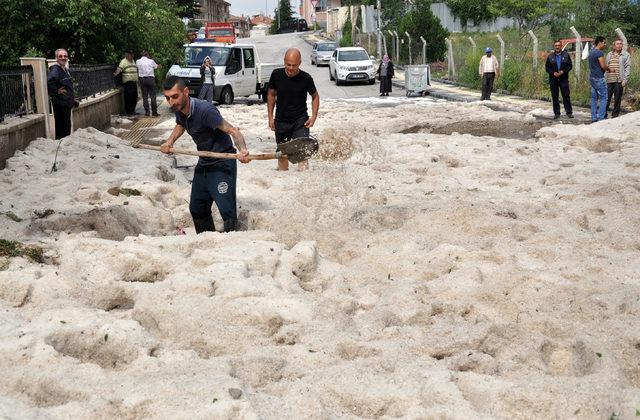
<box><xmin>251</xmin><ymin>15</ymin><xmax>273</xmax><ymax>25</ymax></box>
<box><xmin>336</xmin><ymin>47</ymin><xmax>367</xmax><ymax>51</ymax></box>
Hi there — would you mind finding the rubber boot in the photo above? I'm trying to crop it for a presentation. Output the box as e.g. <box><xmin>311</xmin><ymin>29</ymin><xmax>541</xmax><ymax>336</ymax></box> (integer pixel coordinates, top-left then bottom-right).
<box><xmin>193</xmin><ymin>216</ymin><xmax>214</xmax><ymax>234</ymax></box>
<box><xmin>223</xmin><ymin>219</ymin><xmax>239</xmax><ymax>233</ymax></box>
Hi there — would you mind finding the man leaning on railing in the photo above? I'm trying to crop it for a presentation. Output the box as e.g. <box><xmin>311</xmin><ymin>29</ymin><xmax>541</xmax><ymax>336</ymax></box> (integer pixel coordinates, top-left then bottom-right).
<box><xmin>47</xmin><ymin>48</ymin><xmax>76</xmax><ymax>139</ymax></box>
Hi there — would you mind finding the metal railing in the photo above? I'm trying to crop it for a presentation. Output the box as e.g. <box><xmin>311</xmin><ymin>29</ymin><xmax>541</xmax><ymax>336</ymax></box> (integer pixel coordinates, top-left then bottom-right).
<box><xmin>69</xmin><ymin>64</ymin><xmax>118</xmax><ymax>100</ymax></box>
<box><xmin>0</xmin><ymin>65</ymin><xmax>36</xmax><ymax>123</ymax></box>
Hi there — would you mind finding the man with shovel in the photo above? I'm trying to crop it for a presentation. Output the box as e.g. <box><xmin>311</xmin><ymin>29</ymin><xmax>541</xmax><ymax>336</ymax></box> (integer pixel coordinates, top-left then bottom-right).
<box><xmin>268</xmin><ymin>48</ymin><xmax>319</xmax><ymax>171</ymax></box>
<box><xmin>160</xmin><ymin>76</ymin><xmax>250</xmax><ymax>233</ymax></box>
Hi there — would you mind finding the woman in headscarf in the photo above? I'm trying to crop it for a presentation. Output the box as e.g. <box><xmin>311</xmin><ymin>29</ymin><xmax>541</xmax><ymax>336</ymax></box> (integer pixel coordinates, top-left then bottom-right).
<box><xmin>199</xmin><ymin>56</ymin><xmax>215</xmax><ymax>103</ymax></box>
<box><xmin>376</xmin><ymin>55</ymin><xmax>394</xmax><ymax>96</ymax></box>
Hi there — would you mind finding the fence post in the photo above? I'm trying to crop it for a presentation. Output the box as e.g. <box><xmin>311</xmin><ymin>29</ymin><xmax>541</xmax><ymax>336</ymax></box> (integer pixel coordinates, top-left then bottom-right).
<box><xmin>615</xmin><ymin>28</ymin><xmax>628</xmax><ymax>52</ymax></box>
<box><xmin>20</xmin><ymin>57</ymin><xmax>52</xmax><ymax>139</ymax></box>
<box><xmin>569</xmin><ymin>26</ymin><xmax>581</xmax><ymax>79</ymax></box>
<box><xmin>381</xmin><ymin>30</ymin><xmax>388</xmax><ymax>56</ymax></box>
<box><xmin>420</xmin><ymin>36</ymin><xmax>426</xmax><ymax>65</ymax></box>
<box><xmin>496</xmin><ymin>34</ymin><xmax>505</xmax><ymax>71</ymax></box>
<box><xmin>387</xmin><ymin>30</ymin><xmax>395</xmax><ymax>62</ymax></box>
<box><xmin>376</xmin><ymin>0</ymin><xmax>382</xmax><ymax>58</ymax></box>
<box><xmin>445</xmin><ymin>37</ymin><xmax>455</xmax><ymax>80</ymax></box>
<box><xmin>392</xmin><ymin>30</ymin><xmax>400</xmax><ymax>62</ymax></box>
<box><xmin>468</xmin><ymin>36</ymin><xmax>477</xmax><ymax>56</ymax></box>
<box><xmin>405</xmin><ymin>32</ymin><xmax>412</xmax><ymax>65</ymax></box>
<box><xmin>528</xmin><ymin>30</ymin><xmax>538</xmax><ymax>69</ymax></box>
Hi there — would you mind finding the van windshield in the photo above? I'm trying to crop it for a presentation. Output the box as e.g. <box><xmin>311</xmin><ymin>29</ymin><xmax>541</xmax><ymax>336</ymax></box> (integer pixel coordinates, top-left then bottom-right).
<box><xmin>207</xmin><ymin>29</ymin><xmax>234</xmax><ymax>36</ymax></box>
<box><xmin>338</xmin><ymin>50</ymin><xmax>369</xmax><ymax>61</ymax></box>
<box><xmin>185</xmin><ymin>46</ymin><xmax>230</xmax><ymax>66</ymax></box>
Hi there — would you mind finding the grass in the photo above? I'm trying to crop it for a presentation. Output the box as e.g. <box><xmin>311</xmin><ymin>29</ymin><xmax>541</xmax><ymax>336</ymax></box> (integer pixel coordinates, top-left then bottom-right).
<box><xmin>0</xmin><ymin>239</ymin><xmax>44</xmax><ymax>263</ymax></box>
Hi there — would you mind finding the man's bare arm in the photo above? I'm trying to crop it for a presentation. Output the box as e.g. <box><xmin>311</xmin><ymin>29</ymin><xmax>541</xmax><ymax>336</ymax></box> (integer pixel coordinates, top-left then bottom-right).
<box><xmin>267</xmin><ymin>88</ymin><xmax>277</xmax><ymax>130</ymax></box>
<box><xmin>160</xmin><ymin>124</ymin><xmax>185</xmax><ymax>153</ymax></box>
<box><xmin>219</xmin><ymin>119</ymin><xmax>250</xmax><ymax>163</ymax></box>
<box><xmin>305</xmin><ymin>91</ymin><xmax>320</xmax><ymax>128</ymax></box>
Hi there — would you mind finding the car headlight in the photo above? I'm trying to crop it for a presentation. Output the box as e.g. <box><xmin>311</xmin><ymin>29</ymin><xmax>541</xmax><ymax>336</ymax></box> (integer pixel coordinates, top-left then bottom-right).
<box><xmin>367</xmin><ymin>65</ymin><xmax>373</xmax><ymax>70</ymax></box>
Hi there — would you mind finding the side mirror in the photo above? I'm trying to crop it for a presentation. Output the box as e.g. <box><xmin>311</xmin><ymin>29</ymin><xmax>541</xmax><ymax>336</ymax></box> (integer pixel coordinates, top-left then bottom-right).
<box><xmin>370</xmin><ymin>56</ymin><xmax>375</xmax><ymax>60</ymax></box>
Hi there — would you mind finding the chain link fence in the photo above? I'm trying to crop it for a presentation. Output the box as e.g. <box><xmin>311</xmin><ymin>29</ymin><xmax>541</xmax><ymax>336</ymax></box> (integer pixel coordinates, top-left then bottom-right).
<box><xmin>0</xmin><ymin>65</ymin><xmax>36</xmax><ymax>123</ymax></box>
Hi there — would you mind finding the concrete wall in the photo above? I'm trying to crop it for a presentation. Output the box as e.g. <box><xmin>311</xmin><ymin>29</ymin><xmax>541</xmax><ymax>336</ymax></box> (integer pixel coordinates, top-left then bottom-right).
<box><xmin>0</xmin><ymin>89</ymin><xmax>123</xmax><ymax>169</ymax></box>
<box><xmin>0</xmin><ymin>115</ymin><xmax>46</xmax><ymax>169</ymax></box>
<box><xmin>72</xmin><ymin>89</ymin><xmax>122</xmax><ymax>132</ymax></box>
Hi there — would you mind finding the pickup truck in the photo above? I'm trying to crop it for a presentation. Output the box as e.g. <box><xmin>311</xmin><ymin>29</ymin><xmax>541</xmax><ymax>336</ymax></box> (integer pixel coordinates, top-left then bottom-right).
<box><xmin>167</xmin><ymin>42</ymin><xmax>282</xmax><ymax>105</ymax></box>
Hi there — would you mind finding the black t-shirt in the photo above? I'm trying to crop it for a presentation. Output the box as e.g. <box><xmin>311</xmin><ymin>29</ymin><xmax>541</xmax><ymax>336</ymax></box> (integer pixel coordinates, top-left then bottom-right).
<box><xmin>268</xmin><ymin>68</ymin><xmax>317</xmax><ymax>123</ymax></box>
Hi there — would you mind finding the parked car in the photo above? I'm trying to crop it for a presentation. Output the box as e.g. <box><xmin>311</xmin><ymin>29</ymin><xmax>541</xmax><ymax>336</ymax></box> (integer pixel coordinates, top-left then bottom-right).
<box><xmin>328</xmin><ymin>47</ymin><xmax>376</xmax><ymax>85</ymax></box>
<box><xmin>277</xmin><ymin>18</ymin><xmax>308</xmax><ymax>33</ymax></box>
<box><xmin>311</xmin><ymin>42</ymin><xmax>338</xmax><ymax>66</ymax></box>
<box><xmin>167</xmin><ymin>42</ymin><xmax>282</xmax><ymax>104</ymax></box>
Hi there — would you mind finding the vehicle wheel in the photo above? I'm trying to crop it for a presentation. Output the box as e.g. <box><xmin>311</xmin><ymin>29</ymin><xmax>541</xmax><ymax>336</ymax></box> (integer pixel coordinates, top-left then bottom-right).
<box><xmin>220</xmin><ymin>86</ymin><xmax>234</xmax><ymax>105</ymax></box>
<box><xmin>261</xmin><ymin>83</ymin><xmax>269</xmax><ymax>103</ymax></box>
<box><xmin>329</xmin><ymin>69</ymin><xmax>334</xmax><ymax>81</ymax></box>
<box><xmin>311</xmin><ymin>59</ymin><xmax>314</xmax><ymax>65</ymax></box>
<box><xmin>368</xmin><ymin>78</ymin><xmax>375</xmax><ymax>85</ymax></box>
<box><xmin>336</xmin><ymin>77</ymin><xmax>342</xmax><ymax>86</ymax></box>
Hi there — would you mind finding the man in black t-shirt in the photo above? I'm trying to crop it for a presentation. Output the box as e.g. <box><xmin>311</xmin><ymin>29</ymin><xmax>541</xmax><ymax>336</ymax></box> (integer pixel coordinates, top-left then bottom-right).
<box><xmin>267</xmin><ymin>48</ymin><xmax>319</xmax><ymax>171</ymax></box>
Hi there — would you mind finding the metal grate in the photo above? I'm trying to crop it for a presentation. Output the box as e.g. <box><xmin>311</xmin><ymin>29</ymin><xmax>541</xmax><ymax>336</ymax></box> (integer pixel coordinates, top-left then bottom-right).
<box><xmin>69</xmin><ymin>64</ymin><xmax>118</xmax><ymax>100</ymax></box>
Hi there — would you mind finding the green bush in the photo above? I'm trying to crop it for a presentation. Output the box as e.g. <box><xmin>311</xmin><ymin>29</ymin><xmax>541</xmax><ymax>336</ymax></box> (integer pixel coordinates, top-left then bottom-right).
<box><xmin>458</xmin><ymin>51</ymin><xmax>482</xmax><ymax>89</ymax></box>
<box><xmin>497</xmin><ymin>59</ymin><xmax>523</xmax><ymax>93</ymax></box>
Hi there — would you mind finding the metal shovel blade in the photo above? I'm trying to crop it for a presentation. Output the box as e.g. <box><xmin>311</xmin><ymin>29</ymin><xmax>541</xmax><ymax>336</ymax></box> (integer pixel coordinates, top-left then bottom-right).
<box><xmin>279</xmin><ymin>136</ymin><xmax>319</xmax><ymax>164</ymax></box>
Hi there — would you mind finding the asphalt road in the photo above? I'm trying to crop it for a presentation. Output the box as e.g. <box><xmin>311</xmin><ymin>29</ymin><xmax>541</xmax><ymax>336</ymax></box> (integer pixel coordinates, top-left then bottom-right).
<box><xmin>238</xmin><ymin>32</ymin><xmax>403</xmax><ymax>101</ymax></box>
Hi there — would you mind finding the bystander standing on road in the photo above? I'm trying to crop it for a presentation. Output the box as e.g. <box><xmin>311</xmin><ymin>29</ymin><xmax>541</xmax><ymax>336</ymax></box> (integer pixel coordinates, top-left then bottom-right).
<box><xmin>545</xmin><ymin>40</ymin><xmax>574</xmax><ymax>119</ymax></box>
<box><xmin>136</xmin><ymin>50</ymin><xmax>159</xmax><ymax>117</ymax></box>
<box><xmin>199</xmin><ymin>56</ymin><xmax>215</xmax><ymax>103</ymax></box>
<box><xmin>114</xmin><ymin>49</ymin><xmax>139</xmax><ymax>116</ymax></box>
<box><xmin>588</xmin><ymin>36</ymin><xmax>610</xmax><ymax>122</ymax></box>
<box><xmin>479</xmin><ymin>47</ymin><xmax>499</xmax><ymax>101</ymax></box>
<box><xmin>267</xmin><ymin>48</ymin><xmax>319</xmax><ymax>171</ymax></box>
<box><xmin>376</xmin><ymin>55</ymin><xmax>394</xmax><ymax>96</ymax></box>
<box><xmin>47</xmin><ymin>48</ymin><xmax>75</xmax><ymax>139</ymax></box>
<box><xmin>605</xmin><ymin>39</ymin><xmax>631</xmax><ymax>119</ymax></box>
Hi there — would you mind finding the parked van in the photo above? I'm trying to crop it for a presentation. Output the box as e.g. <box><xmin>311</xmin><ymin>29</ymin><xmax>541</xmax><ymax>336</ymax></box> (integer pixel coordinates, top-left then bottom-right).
<box><xmin>277</xmin><ymin>18</ymin><xmax>308</xmax><ymax>33</ymax></box>
<box><xmin>167</xmin><ymin>42</ymin><xmax>282</xmax><ymax>104</ymax></box>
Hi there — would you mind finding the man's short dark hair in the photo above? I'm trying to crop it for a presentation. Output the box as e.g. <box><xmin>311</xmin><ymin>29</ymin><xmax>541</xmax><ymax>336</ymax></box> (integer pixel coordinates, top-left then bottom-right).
<box><xmin>594</xmin><ymin>36</ymin><xmax>606</xmax><ymax>46</ymax></box>
<box><xmin>553</xmin><ymin>40</ymin><xmax>562</xmax><ymax>45</ymax></box>
<box><xmin>163</xmin><ymin>75</ymin><xmax>186</xmax><ymax>91</ymax></box>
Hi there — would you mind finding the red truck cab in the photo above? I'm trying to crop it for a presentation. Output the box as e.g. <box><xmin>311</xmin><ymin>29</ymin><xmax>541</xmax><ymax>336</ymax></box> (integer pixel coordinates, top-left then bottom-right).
<box><xmin>205</xmin><ymin>22</ymin><xmax>236</xmax><ymax>44</ymax></box>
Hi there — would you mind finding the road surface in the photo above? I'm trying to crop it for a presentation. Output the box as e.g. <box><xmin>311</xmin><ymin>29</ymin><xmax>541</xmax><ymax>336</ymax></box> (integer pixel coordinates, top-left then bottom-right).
<box><xmin>239</xmin><ymin>32</ymin><xmax>403</xmax><ymax>101</ymax></box>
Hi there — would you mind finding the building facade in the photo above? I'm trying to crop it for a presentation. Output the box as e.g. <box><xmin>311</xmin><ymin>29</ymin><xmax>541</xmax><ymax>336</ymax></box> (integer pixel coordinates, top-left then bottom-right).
<box><xmin>301</xmin><ymin>0</ymin><xmax>342</xmax><ymax>29</ymax></box>
<box><xmin>198</xmin><ymin>0</ymin><xmax>230</xmax><ymax>22</ymax></box>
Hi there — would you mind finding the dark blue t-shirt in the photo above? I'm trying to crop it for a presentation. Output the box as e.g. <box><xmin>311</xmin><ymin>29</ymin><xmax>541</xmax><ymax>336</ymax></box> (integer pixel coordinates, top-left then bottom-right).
<box><xmin>175</xmin><ymin>98</ymin><xmax>235</xmax><ymax>168</ymax></box>
<box><xmin>589</xmin><ymin>49</ymin><xmax>605</xmax><ymax>78</ymax></box>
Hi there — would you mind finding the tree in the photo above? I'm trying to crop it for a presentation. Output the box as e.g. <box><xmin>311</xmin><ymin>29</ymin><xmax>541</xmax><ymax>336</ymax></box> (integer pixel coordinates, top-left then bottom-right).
<box><xmin>446</xmin><ymin>0</ymin><xmax>496</xmax><ymax>30</ymax></box>
<box><xmin>269</xmin><ymin>0</ymin><xmax>293</xmax><ymax>34</ymax></box>
<box><xmin>488</xmin><ymin>0</ymin><xmax>572</xmax><ymax>33</ymax></box>
<box><xmin>173</xmin><ymin>0</ymin><xmax>200</xmax><ymax>18</ymax></box>
<box><xmin>398</xmin><ymin>0</ymin><xmax>448</xmax><ymax>62</ymax></box>
<box><xmin>0</xmin><ymin>0</ymin><xmax>185</xmax><ymax>67</ymax></box>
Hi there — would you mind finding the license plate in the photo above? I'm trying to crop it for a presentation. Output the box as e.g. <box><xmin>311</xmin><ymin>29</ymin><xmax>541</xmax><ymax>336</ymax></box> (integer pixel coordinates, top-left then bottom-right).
<box><xmin>351</xmin><ymin>74</ymin><xmax>365</xmax><ymax>78</ymax></box>
<box><xmin>189</xmin><ymin>89</ymin><xmax>195</xmax><ymax>94</ymax></box>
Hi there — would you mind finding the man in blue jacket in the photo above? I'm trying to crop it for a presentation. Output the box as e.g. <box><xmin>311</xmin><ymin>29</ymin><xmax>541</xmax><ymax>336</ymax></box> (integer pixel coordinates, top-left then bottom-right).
<box><xmin>47</xmin><ymin>48</ymin><xmax>75</xmax><ymax>139</ymax></box>
<box><xmin>545</xmin><ymin>40</ymin><xmax>574</xmax><ymax>119</ymax></box>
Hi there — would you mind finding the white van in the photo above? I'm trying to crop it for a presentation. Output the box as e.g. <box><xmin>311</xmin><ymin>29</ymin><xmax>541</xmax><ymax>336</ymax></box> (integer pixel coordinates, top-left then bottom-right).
<box><xmin>167</xmin><ymin>42</ymin><xmax>282</xmax><ymax>104</ymax></box>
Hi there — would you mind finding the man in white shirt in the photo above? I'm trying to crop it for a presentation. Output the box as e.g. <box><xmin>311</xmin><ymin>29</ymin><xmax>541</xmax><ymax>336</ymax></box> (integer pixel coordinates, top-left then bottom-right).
<box><xmin>478</xmin><ymin>47</ymin><xmax>500</xmax><ymax>100</ymax></box>
<box><xmin>136</xmin><ymin>50</ymin><xmax>160</xmax><ymax>116</ymax></box>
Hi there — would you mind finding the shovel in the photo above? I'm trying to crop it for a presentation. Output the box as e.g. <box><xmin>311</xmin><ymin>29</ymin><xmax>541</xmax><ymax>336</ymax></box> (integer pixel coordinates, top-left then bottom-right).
<box><xmin>131</xmin><ymin>136</ymin><xmax>319</xmax><ymax>164</ymax></box>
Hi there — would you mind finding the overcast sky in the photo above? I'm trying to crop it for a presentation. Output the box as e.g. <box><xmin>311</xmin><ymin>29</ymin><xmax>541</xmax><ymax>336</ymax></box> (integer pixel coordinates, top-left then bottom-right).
<box><xmin>230</xmin><ymin>0</ymin><xmax>301</xmax><ymax>17</ymax></box>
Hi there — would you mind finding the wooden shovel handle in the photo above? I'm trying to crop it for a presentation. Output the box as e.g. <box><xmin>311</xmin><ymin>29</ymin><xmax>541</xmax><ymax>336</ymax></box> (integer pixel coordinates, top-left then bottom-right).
<box><xmin>135</xmin><ymin>143</ymin><xmax>282</xmax><ymax>161</ymax></box>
